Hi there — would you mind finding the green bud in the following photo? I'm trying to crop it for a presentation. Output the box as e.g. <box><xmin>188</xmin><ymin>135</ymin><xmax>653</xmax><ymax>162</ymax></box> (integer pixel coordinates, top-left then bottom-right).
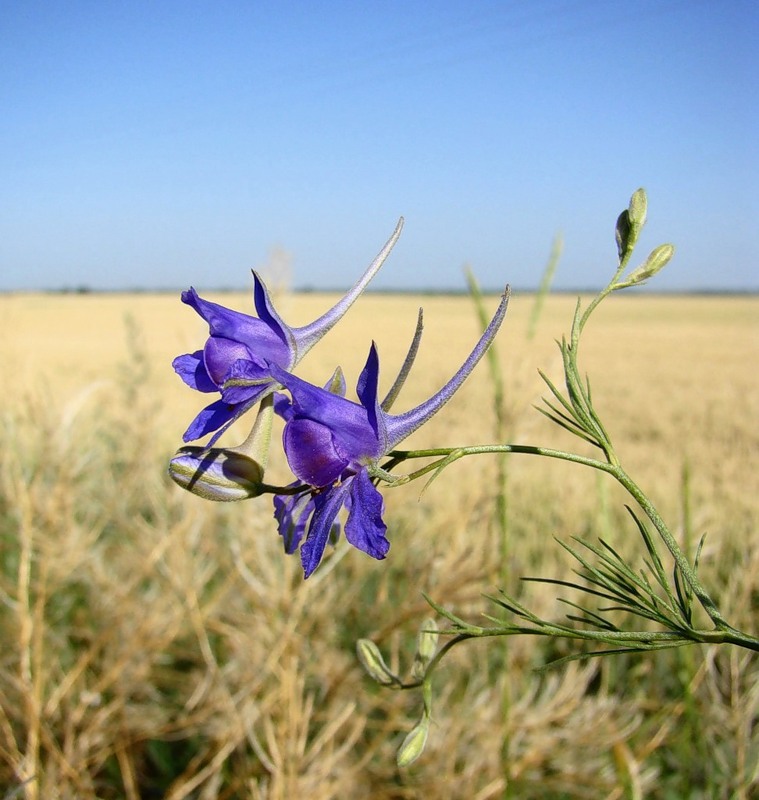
<box><xmin>411</xmin><ymin>619</ymin><xmax>439</xmax><ymax>680</ymax></box>
<box><xmin>616</xmin><ymin>189</ymin><xmax>648</xmax><ymax>259</ymax></box>
<box><xmin>356</xmin><ymin>639</ymin><xmax>401</xmax><ymax>687</ymax></box>
<box><xmin>620</xmin><ymin>243</ymin><xmax>676</xmax><ymax>288</ymax></box>
<box><xmin>396</xmin><ymin>715</ymin><xmax>430</xmax><ymax>767</ymax></box>
<box><xmin>169</xmin><ymin>447</ymin><xmax>265</xmax><ymax>501</ymax></box>
<box><xmin>628</xmin><ymin>188</ymin><xmax>648</xmax><ymax>229</ymax></box>
<box><xmin>640</xmin><ymin>242</ymin><xmax>675</xmax><ymax>277</ymax></box>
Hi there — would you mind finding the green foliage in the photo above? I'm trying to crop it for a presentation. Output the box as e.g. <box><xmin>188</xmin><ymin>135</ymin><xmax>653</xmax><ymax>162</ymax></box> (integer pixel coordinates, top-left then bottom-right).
<box><xmin>359</xmin><ymin>189</ymin><xmax>759</xmax><ymax>776</ymax></box>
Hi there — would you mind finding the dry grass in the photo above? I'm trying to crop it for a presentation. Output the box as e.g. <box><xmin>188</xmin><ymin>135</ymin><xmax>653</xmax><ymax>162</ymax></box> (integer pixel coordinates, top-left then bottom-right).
<box><xmin>0</xmin><ymin>289</ymin><xmax>757</xmax><ymax>798</ymax></box>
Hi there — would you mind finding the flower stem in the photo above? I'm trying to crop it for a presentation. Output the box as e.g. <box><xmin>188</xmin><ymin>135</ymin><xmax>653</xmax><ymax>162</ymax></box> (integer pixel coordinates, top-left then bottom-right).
<box><xmin>384</xmin><ymin>444</ymin><xmax>615</xmax><ymax>480</ymax></box>
<box><xmin>386</xmin><ymin>443</ymin><xmax>759</xmax><ymax>651</ymax></box>
<box><xmin>609</xmin><ymin>464</ymin><xmax>755</xmax><ymax>643</ymax></box>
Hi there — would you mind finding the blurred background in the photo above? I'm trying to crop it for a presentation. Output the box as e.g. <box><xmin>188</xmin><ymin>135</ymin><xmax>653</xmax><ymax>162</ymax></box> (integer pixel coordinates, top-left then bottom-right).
<box><xmin>3</xmin><ymin>4</ymin><xmax>759</xmax><ymax>797</ymax></box>
<box><xmin>2</xmin><ymin>0</ymin><xmax>757</xmax><ymax>293</ymax></box>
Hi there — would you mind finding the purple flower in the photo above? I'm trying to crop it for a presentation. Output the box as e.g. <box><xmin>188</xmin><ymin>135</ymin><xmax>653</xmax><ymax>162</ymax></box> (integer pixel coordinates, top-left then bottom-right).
<box><xmin>173</xmin><ymin>219</ymin><xmax>403</xmax><ymax>443</ymax></box>
<box><xmin>270</xmin><ymin>289</ymin><xmax>510</xmax><ymax>577</ymax></box>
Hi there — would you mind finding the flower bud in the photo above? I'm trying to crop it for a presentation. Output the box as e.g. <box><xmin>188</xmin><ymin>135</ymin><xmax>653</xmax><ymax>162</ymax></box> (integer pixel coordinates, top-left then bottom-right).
<box><xmin>616</xmin><ymin>189</ymin><xmax>648</xmax><ymax>259</ymax></box>
<box><xmin>638</xmin><ymin>242</ymin><xmax>675</xmax><ymax>279</ymax></box>
<box><xmin>619</xmin><ymin>243</ymin><xmax>676</xmax><ymax>288</ymax></box>
<box><xmin>356</xmin><ymin>639</ymin><xmax>401</xmax><ymax>687</ymax></box>
<box><xmin>411</xmin><ymin>619</ymin><xmax>439</xmax><ymax>680</ymax></box>
<box><xmin>396</xmin><ymin>715</ymin><xmax>430</xmax><ymax>767</ymax></box>
<box><xmin>169</xmin><ymin>447</ymin><xmax>265</xmax><ymax>501</ymax></box>
<box><xmin>169</xmin><ymin>395</ymin><xmax>274</xmax><ymax>502</ymax></box>
<box><xmin>628</xmin><ymin>187</ymin><xmax>648</xmax><ymax>229</ymax></box>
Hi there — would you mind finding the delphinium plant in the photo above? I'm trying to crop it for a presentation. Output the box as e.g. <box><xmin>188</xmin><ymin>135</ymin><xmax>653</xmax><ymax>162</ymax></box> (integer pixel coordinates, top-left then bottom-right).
<box><xmin>168</xmin><ymin>189</ymin><xmax>759</xmax><ymax>768</ymax></box>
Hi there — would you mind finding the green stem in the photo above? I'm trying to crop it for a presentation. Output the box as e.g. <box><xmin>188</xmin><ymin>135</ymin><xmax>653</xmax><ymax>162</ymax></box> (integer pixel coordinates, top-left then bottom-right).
<box><xmin>609</xmin><ymin>465</ymin><xmax>754</xmax><ymax>644</ymax></box>
<box><xmin>385</xmin><ymin>444</ymin><xmax>759</xmax><ymax>652</ymax></box>
<box><xmin>397</xmin><ymin>633</ymin><xmax>476</xmax><ymax>690</ymax></box>
<box><xmin>462</xmin><ymin>624</ymin><xmax>757</xmax><ymax>649</ymax></box>
<box><xmin>384</xmin><ymin>444</ymin><xmax>615</xmax><ymax>481</ymax></box>
<box><xmin>574</xmin><ymin>244</ymin><xmax>634</xmax><ymax>344</ymax></box>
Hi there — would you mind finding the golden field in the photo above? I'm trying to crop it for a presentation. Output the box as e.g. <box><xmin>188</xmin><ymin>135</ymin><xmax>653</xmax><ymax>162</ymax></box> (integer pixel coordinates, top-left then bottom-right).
<box><xmin>1</xmin><ymin>289</ymin><xmax>758</xmax><ymax>799</ymax></box>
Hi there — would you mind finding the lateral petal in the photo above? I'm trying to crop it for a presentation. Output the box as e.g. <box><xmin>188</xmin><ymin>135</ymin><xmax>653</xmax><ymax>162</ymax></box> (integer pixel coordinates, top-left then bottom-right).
<box><xmin>345</xmin><ymin>469</ymin><xmax>389</xmax><ymax>561</ymax></box>
<box><xmin>181</xmin><ymin>399</ymin><xmax>237</xmax><ymax>443</ymax></box>
<box><xmin>172</xmin><ymin>351</ymin><xmax>217</xmax><ymax>393</ymax></box>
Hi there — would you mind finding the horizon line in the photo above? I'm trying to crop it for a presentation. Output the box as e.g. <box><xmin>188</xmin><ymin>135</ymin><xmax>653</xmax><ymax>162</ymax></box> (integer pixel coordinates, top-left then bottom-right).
<box><xmin>2</xmin><ymin>286</ymin><xmax>759</xmax><ymax>298</ymax></box>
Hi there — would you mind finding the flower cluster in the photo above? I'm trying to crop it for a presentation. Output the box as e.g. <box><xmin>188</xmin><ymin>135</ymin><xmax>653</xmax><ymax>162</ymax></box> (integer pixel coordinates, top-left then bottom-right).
<box><xmin>169</xmin><ymin>220</ymin><xmax>509</xmax><ymax>577</ymax></box>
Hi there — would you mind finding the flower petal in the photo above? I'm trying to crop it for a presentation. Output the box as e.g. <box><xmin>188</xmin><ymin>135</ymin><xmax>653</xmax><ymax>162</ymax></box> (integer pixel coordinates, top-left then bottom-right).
<box><xmin>203</xmin><ymin>336</ymin><xmax>253</xmax><ymax>385</ymax></box>
<box><xmin>274</xmin><ymin>488</ymin><xmax>313</xmax><ymax>554</ymax></box>
<box><xmin>356</xmin><ymin>343</ymin><xmax>387</xmax><ymax>449</ymax></box>
<box><xmin>182</xmin><ymin>287</ymin><xmax>291</xmax><ymax>365</ymax></box>
<box><xmin>283</xmin><ymin>418</ymin><xmax>348</xmax><ymax>486</ymax></box>
<box><xmin>273</xmin><ymin>391</ymin><xmax>294</xmax><ymax>421</ymax></box>
<box><xmin>181</xmin><ymin>399</ymin><xmax>237</xmax><ymax>442</ymax></box>
<box><xmin>344</xmin><ymin>469</ymin><xmax>389</xmax><ymax>560</ymax></box>
<box><xmin>173</xmin><ymin>351</ymin><xmax>217</xmax><ymax>393</ymax></box>
<box><xmin>220</xmin><ymin>358</ymin><xmax>274</xmax><ymax>404</ymax></box>
<box><xmin>270</xmin><ymin>363</ymin><xmax>381</xmax><ymax>463</ymax></box>
<box><xmin>252</xmin><ymin>272</ymin><xmax>296</xmax><ymax>351</ymax></box>
<box><xmin>301</xmin><ymin>482</ymin><xmax>351</xmax><ymax>577</ymax></box>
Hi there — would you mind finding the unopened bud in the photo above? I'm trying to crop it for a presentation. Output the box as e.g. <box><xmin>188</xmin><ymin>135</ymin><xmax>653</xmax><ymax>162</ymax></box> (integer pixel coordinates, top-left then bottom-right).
<box><xmin>616</xmin><ymin>189</ymin><xmax>648</xmax><ymax>259</ymax></box>
<box><xmin>639</xmin><ymin>242</ymin><xmax>675</xmax><ymax>278</ymax></box>
<box><xmin>169</xmin><ymin>395</ymin><xmax>274</xmax><ymax>501</ymax></box>
<box><xmin>620</xmin><ymin>243</ymin><xmax>675</xmax><ymax>288</ymax></box>
<box><xmin>396</xmin><ymin>715</ymin><xmax>430</xmax><ymax>767</ymax></box>
<box><xmin>628</xmin><ymin>188</ymin><xmax>648</xmax><ymax>228</ymax></box>
<box><xmin>412</xmin><ymin>619</ymin><xmax>439</xmax><ymax>680</ymax></box>
<box><xmin>356</xmin><ymin>639</ymin><xmax>401</xmax><ymax>687</ymax></box>
<box><xmin>169</xmin><ymin>447</ymin><xmax>265</xmax><ymax>501</ymax></box>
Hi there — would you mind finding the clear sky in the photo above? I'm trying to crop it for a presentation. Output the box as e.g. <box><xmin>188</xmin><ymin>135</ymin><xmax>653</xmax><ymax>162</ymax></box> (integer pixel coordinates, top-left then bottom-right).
<box><xmin>2</xmin><ymin>0</ymin><xmax>757</xmax><ymax>292</ymax></box>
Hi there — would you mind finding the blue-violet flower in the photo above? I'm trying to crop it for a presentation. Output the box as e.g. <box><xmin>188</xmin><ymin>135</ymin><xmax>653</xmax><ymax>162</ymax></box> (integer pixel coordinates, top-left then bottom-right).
<box><xmin>173</xmin><ymin>219</ymin><xmax>403</xmax><ymax>442</ymax></box>
<box><xmin>271</xmin><ymin>288</ymin><xmax>510</xmax><ymax>577</ymax></box>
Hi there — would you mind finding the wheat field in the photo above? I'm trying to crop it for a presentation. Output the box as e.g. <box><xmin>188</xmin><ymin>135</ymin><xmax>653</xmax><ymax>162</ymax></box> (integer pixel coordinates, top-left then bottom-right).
<box><xmin>1</xmin><ymin>289</ymin><xmax>758</xmax><ymax>799</ymax></box>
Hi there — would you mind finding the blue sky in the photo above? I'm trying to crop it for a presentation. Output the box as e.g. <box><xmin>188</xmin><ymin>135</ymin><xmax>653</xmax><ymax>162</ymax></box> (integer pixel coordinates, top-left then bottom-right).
<box><xmin>2</xmin><ymin>0</ymin><xmax>757</xmax><ymax>292</ymax></box>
